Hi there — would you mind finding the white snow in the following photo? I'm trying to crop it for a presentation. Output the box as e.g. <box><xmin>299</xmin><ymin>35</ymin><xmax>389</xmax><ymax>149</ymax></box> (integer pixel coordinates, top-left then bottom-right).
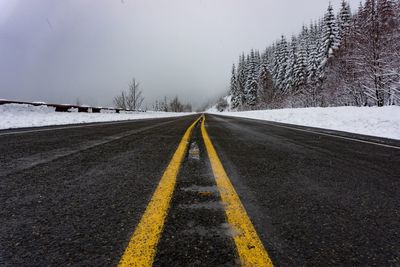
<box><xmin>207</xmin><ymin>106</ymin><xmax>400</xmax><ymax>140</ymax></box>
<box><xmin>207</xmin><ymin>95</ymin><xmax>232</xmax><ymax>113</ymax></box>
<box><xmin>206</xmin><ymin>105</ymin><xmax>219</xmax><ymax>113</ymax></box>
<box><xmin>226</xmin><ymin>95</ymin><xmax>232</xmax><ymax>109</ymax></box>
<box><xmin>0</xmin><ymin>104</ymin><xmax>192</xmax><ymax>129</ymax></box>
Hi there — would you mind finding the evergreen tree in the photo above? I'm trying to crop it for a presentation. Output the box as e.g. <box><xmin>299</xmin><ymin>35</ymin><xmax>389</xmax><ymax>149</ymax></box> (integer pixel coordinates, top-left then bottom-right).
<box><xmin>263</xmin><ymin>46</ymin><xmax>275</xmax><ymax>73</ymax></box>
<box><xmin>377</xmin><ymin>0</ymin><xmax>397</xmax><ymax>37</ymax></box>
<box><xmin>236</xmin><ymin>54</ymin><xmax>247</xmax><ymax>108</ymax></box>
<box><xmin>230</xmin><ymin>64</ymin><xmax>241</xmax><ymax>109</ymax></box>
<box><xmin>337</xmin><ymin>0</ymin><xmax>352</xmax><ymax>45</ymax></box>
<box><xmin>307</xmin><ymin>21</ymin><xmax>321</xmax><ymax>83</ymax></box>
<box><xmin>318</xmin><ymin>3</ymin><xmax>340</xmax><ymax>72</ymax></box>
<box><xmin>285</xmin><ymin>36</ymin><xmax>298</xmax><ymax>91</ymax></box>
<box><xmin>244</xmin><ymin>50</ymin><xmax>258</xmax><ymax>107</ymax></box>
<box><xmin>271</xmin><ymin>42</ymin><xmax>280</xmax><ymax>84</ymax></box>
<box><xmin>227</xmin><ymin>0</ymin><xmax>399</xmax><ymax>108</ymax></box>
<box><xmin>293</xmin><ymin>31</ymin><xmax>308</xmax><ymax>90</ymax></box>
<box><xmin>276</xmin><ymin>35</ymin><xmax>289</xmax><ymax>90</ymax></box>
<box><xmin>254</xmin><ymin>50</ymin><xmax>262</xmax><ymax>77</ymax></box>
<box><xmin>357</xmin><ymin>0</ymin><xmax>386</xmax><ymax>105</ymax></box>
<box><xmin>258</xmin><ymin>63</ymin><xmax>274</xmax><ymax>106</ymax></box>
<box><xmin>377</xmin><ymin>0</ymin><xmax>398</xmax><ymax>104</ymax></box>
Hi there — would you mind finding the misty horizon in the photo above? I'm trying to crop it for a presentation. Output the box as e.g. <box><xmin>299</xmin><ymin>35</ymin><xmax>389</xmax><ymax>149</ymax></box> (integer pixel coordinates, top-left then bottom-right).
<box><xmin>0</xmin><ymin>0</ymin><xmax>361</xmax><ymax>109</ymax></box>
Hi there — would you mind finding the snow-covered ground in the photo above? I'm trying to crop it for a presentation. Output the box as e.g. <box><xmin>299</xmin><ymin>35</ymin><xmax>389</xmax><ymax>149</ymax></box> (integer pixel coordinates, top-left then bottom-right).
<box><xmin>207</xmin><ymin>95</ymin><xmax>232</xmax><ymax>113</ymax></box>
<box><xmin>0</xmin><ymin>104</ymin><xmax>192</xmax><ymax>129</ymax></box>
<box><xmin>207</xmin><ymin>106</ymin><xmax>400</xmax><ymax>140</ymax></box>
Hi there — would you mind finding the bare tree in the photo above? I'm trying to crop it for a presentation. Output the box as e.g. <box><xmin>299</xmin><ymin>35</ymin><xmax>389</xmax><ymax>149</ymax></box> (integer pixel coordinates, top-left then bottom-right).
<box><xmin>113</xmin><ymin>78</ymin><xmax>144</xmax><ymax>110</ymax></box>
<box><xmin>183</xmin><ymin>103</ymin><xmax>192</xmax><ymax>112</ymax></box>
<box><xmin>169</xmin><ymin>96</ymin><xmax>183</xmax><ymax>112</ymax></box>
<box><xmin>126</xmin><ymin>78</ymin><xmax>144</xmax><ymax>110</ymax></box>
<box><xmin>113</xmin><ymin>91</ymin><xmax>127</xmax><ymax>109</ymax></box>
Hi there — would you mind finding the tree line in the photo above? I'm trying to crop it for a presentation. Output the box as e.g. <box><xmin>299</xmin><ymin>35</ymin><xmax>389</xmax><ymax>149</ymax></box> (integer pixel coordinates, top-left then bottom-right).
<box><xmin>229</xmin><ymin>0</ymin><xmax>400</xmax><ymax>110</ymax></box>
<box><xmin>114</xmin><ymin>78</ymin><xmax>192</xmax><ymax>112</ymax></box>
<box><xmin>152</xmin><ymin>96</ymin><xmax>192</xmax><ymax>112</ymax></box>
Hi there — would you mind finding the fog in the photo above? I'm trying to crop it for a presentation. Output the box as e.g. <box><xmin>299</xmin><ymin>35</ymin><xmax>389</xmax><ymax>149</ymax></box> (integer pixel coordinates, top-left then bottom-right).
<box><xmin>0</xmin><ymin>0</ymin><xmax>361</xmax><ymax>109</ymax></box>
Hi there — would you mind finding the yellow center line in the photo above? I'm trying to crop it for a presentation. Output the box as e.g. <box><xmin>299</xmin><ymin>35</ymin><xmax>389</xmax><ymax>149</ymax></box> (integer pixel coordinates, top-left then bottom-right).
<box><xmin>119</xmin><ymin>116</ymin><xmax>202</xmax><ymax>267</ymax></box>
<box><xmin>201</xmin><ymin>115</ymin><xmax>274</xmax><ymax>267</ymax></box>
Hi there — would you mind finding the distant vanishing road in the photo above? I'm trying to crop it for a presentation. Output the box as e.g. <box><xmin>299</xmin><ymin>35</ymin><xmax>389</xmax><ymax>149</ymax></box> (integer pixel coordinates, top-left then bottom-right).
<box><xmin>1</xmin><ymin>114</ymin><xmax>399</xmax><ymax>266</ymax></box>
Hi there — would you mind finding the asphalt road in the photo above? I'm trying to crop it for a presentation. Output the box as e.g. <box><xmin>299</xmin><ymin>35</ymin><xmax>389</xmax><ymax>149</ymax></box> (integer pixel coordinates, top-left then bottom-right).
<box><xmin>1</xmin><ymin>114</ymin><xmax>399</xmax><ymax>266</ymax></box>
<box><xmin>205</xmin><ymin>114</ymin><xmax>400</xmax><ymax>266</ymax></box>
<box><xmin>0</xmin><ymin>115</ymin><xmax>197</xmax><ymax>266</ymax></box>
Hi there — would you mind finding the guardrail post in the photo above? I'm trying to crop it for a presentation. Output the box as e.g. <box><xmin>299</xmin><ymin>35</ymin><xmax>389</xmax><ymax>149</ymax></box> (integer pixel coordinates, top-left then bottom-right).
<box><xmin>54</xmin><ymin>105</ymin><xmax>70</xmax><ymax>112</ymax></box>
<box><xmin>78</xmin><ymin>107</ymin><xmax>89</xmax><ymax>112</ymax></box>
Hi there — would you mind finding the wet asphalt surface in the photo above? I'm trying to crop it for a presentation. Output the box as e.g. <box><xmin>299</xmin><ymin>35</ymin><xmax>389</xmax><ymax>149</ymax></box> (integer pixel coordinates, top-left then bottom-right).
<box><xmin>154</xmin><ymin>121</ymin><xmax>238</xmax><ymax>266</ymax></box>
<box><xmin>205</xmin><ymin>114</ymin><xmax>400</xmax><ymax>266</ymax></box>
<box><xmin>0</xmin><ymin>115</ymin><xmax>197</xmax><ymax>266</ymax></box>
<box><xmin>1</xmin><ymin>113</ymin><xmax>400</xmax><ymax>266</ymax></box>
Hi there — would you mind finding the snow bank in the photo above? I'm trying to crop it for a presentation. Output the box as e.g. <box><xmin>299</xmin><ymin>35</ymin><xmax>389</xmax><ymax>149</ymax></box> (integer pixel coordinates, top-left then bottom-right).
<box><xmin>208</xmin><ymin>106</ymin><xmax>400</xmax><ymax>140</ymax></box>
<box><xmin>0</xmin><ymin>104</ymin><xmax>192</xmax><ymax>129</ymax></box>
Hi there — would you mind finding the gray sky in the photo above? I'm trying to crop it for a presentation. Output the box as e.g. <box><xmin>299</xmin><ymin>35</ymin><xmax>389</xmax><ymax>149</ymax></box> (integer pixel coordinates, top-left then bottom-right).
<box><xmin>0</xmin><ymin>0</ymin><xmax>361</xmax><ymax>108</ymax></box>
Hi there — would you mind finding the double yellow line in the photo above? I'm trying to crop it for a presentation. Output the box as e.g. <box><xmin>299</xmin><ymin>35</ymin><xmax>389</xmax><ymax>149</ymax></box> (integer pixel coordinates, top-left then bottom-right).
<box><xmin>119</xmin><ymin>115</ymin><xmax>273</xmax><ymax>267</ymax></box>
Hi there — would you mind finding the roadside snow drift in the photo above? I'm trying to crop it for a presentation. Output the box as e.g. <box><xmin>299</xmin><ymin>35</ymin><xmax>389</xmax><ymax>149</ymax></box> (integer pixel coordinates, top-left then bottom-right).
<box><xmin>208</xmin><ymin>106</ymin><xmax>400</xmax><ymax>140</ymax></box>
<box><xmin>0</xmin><ymin>104</ymin><xmax>191</xmax><ymax>129</ymax></box>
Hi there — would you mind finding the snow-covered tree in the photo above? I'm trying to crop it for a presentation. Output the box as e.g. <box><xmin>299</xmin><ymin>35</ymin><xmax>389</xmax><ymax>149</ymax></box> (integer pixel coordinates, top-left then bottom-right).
<box><xmin>258</xmin><ymin>62</ymin><xmax>274</xmax><ymax>106</ymax></box>
<box><xmin>285</xmin><ymin>36</ymin><xmax>298</xmax><ymax>91</ymax></box>
<box><xmin>377</xmin><ymin>0</ymin><xmax>400</xmax><ymax>104</ymax></box>
<box><xmin>318</xmin><ymin>3</ymin><xmax>340</xmax><ymax>72</ymax></box>
<box><xmin>307</xmin><ymin>22</ymin><xmax>321</xmax><ymax>83</ymax></box>
<box><xmin>254</xmin><ymin>50</ymin><xmax>261</xmax><ymax>76</ymax></box>
<box><xmin>271</xmin><ymin>42</ymin><xmax>280</xmax><ymax>83</ymax></box>
<box><xmin>276</xmin><ymin>36</ymin><xmax>289</xmax><ymax>91</ymax></box>
<box><xmin>293</xmin><ymin>31</ymin><xmax>308</xmax><ymax>90</ymax></box>
<box><xmin>230</xmin><ymin>64</ymin><xmax>241</xmax><ymax>109</ymax></box>
<box><xmin>244</xmin><ymin>50</ymin><xmax>259</xmax><ymax>107</ymax></box>
<box><xmin>226</xmin><ymin>0</ymin><xmax>399</xmax><ymax>108</ymax></box>
<box><xmin>236</xmin><ymin>54</ymin><xmax>247</xmax><ymax>108</ymax></box>
<box><xmin>337</xmin><ymin>0</ymin><xmax>352</xmax><ymax>45</ymax></box>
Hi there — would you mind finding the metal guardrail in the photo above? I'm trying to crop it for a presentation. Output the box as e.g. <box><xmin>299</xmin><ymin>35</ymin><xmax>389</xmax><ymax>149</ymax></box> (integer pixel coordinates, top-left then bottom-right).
<box><xmin>0</xmin><ymin>100</ymin><xmax>145</xmax><ymax>113</ymax></box>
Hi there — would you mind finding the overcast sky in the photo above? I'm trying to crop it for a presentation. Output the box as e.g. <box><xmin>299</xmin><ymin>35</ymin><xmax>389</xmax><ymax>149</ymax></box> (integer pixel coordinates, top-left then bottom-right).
<box><xmin>0</xmin><ymin>0</ymin><xmax>361</xmax><ymax>108</ymax></box>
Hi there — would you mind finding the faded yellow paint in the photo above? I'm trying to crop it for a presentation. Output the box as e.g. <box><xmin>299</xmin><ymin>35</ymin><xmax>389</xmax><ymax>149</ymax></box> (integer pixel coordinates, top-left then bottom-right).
<box><xmin>119</xmin><ymin>116</ymin><xmax>202</xmax><ymax>267</ymax></box>
<box><xmin>198</xmin><ymin>191</ymin><xmax>213</xmax><ymax>197</ymax></box>
<box><xmin>201</xmin><ymin>115</ymin><xmax>274</xmax><ymax>267</ymax></box>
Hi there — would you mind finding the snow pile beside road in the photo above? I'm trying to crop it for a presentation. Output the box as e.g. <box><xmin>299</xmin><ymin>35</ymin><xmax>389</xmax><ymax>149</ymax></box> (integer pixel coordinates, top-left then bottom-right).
<box><xmin>208</xmin><ymin>106</ymin><xmax>400</xmax><ymax>140</ymax></box>
<box><xmin>0</xmin><ymin>104</ymin><xmax>192</xmax><ymax>129</ymax></box>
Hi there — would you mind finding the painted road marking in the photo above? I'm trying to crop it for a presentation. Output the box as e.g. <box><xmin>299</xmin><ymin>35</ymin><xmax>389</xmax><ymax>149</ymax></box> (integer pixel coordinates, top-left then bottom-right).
<box><xmin>118</xmin><ymin>116</ymin><xmax>201</xmax><ymax>267</ymax></box>
<box><xmin>201</xmin><ymin>115</ymin><xmax>274</xmax><ymax>267</ymax></box>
